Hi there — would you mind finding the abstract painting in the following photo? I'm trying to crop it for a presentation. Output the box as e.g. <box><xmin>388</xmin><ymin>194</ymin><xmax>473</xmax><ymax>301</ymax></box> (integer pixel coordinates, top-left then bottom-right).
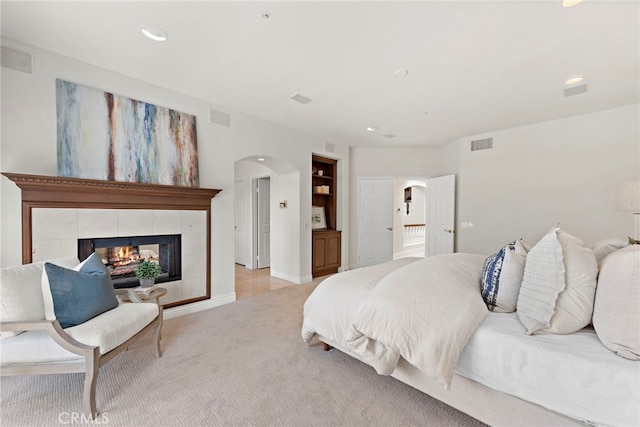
<box><xmin>56</xmin><ymin>79</ymin><xmax>199</xmax><ymax>186</ymax></box>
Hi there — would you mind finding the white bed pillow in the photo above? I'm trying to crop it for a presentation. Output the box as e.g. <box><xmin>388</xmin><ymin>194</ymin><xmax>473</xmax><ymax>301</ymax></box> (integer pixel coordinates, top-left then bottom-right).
<box><xmin>481</xmin><ymin>240</ymin><xmax>528</xmax><ymax>313</ymax></box>
<box><xmin>592</xmin><ymin>245</ymin><xmax>640</xmax><ymax>360</ymax></box>
<box><xmin>592</xmin><ymin>237</ymin><xmax>628</xmax><ymax>264</ymax></box>
<box><xmin>517</xmin><ymin>227</ymin><xmax>598</xmax><ymax>335</ymax></box>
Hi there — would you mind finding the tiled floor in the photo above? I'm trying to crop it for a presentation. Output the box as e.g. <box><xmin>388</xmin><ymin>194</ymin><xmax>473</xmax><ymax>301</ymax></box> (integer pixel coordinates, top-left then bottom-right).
<box><xmin>235</xmin><ymin>264</ymin><xmax>328</xmax><ymax>299</ymax></box>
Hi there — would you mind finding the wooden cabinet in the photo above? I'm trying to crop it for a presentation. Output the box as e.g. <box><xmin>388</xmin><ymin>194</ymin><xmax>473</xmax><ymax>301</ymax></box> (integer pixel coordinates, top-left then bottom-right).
<box><xmin>312</xmin><ymin>155</ymin><xmax>341</xmax><ymax>277</ymax></box>
<box><xmin>312</xmin><ymin>230</ymin><xmax>341</xmax><ymax>277</ymax></box>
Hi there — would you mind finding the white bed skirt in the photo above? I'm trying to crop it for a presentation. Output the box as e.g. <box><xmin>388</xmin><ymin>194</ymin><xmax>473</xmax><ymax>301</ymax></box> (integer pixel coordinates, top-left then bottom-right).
<box><xmin>316</xmin><ymin>336</ymin><xmax>585</xmax><ymax>427</ymax></box>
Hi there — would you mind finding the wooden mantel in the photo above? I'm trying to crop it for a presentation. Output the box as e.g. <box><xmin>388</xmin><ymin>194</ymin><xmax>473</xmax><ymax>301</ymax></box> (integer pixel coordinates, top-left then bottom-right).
<box><xmin>2</xmin><ymin>172</ymin><xmax>221</xmax><ymax>278</ymax></box>
<box><xmin>2</xmin><ymin>172</ymin><xmax>221</xmax><ymax>211</ymax></box>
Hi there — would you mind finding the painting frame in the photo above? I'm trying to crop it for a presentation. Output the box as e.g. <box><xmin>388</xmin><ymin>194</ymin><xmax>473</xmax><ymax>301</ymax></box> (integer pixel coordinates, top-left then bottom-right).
<box><xmin>311</xmin><ymin>206</ymin><xmax>327</xmax><ymax>230</ymax></box>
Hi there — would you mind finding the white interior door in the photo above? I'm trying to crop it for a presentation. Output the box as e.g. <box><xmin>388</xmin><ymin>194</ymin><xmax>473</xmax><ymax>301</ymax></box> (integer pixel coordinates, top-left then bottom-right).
<box><xmin>256</xmin><ymin>177</ymin><xmax>271</xmax><ymax>268</ymax></box>
<box><xmin>234</xmin><ymin>179</ymin><xmax>246</xmax><ymax>265</ymax></box>
<box><xmin>358</xmin><ymin>178</ymin><xmax>394</xmax><ymax>267</ymax></box>
<box><xmin>425</xmin><ymin>174</ymin><xmax>456</xmax><ymax>257</ymax></box>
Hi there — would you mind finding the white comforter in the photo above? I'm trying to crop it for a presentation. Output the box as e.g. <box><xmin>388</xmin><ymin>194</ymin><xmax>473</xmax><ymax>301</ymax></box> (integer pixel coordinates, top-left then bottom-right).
<box><xmin>303</xmin><ymin>253</ymin><xmax>488</xmax><ymax>388</ymax></box>
<box><xmin>302</xmin><ymin>257</ymin><xmax>419</xmax><ymax>347</ymax></box>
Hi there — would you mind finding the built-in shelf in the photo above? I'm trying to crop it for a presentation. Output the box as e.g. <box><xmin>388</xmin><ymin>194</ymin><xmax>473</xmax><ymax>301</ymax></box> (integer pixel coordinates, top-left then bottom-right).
<box><xmin>311</xmin><ymin>155</ymin><xmax>340</xmax><ymax>277</ymax></box>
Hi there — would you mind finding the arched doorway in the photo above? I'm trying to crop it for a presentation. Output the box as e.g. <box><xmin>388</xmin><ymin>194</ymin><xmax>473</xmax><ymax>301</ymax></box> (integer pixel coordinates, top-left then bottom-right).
<box><xmin>233</xmin><ymin>155</ymin><xmax>301</xmax><ymax>299</ymax></box>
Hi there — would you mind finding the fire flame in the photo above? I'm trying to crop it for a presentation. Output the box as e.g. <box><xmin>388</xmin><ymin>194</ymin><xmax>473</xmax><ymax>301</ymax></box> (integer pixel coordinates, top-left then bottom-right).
<box><xmin>111</xmin><ymin>246</ymin><xmax>141</xmax><ymax>267</ymax></box>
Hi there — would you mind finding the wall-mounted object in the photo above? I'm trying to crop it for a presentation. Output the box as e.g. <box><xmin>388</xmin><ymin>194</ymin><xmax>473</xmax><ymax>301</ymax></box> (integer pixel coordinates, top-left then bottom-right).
<box><xmin>404</xmin><ymin>187</ymin><xmax>412</xmax><ymax>215</ymax></box>
<box><xmin>56</xmin><ymin>79</ymin><xmax>199</xmax><ymax>187</ymax></box>
<box><xmin>1</xmin><ymin>46</ymin><xmax>33</xmax><ymax>74</ymax></box>
<box><xmin>279</xmin><ymin>201</ymin><xmax>287</xmax><ymax>209</ymax></box>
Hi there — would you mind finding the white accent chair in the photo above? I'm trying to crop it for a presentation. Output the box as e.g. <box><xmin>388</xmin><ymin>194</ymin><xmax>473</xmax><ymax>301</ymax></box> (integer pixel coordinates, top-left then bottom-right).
<box><xmin>0</xmin><ymin>257</ymin><xmax>162</xmax><ymax>418</ymax></box>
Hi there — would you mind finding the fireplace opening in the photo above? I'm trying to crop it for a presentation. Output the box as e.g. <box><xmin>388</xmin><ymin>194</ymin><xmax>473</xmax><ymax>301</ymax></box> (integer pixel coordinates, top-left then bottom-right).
<box><xmin>78</xmin><ymin>235</ymin><xmax>181</xmax><ymax>289</ymax></box>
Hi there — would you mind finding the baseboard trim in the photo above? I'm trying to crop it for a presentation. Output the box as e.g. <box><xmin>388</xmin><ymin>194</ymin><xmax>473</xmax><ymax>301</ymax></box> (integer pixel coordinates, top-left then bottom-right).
<box><xmin>164</xmin><ymin>293</ymin><xmax>236</xmax><ymax>320</ymax></box>
<box><xmin>270</xmin><ymin>269</ymin><xmax>312</xmax><ymax>284</ymax></box>
<box><xmin>299</xmin><ymin>274</ymin><xmax>313</xmax><ymax>284</ymax></box>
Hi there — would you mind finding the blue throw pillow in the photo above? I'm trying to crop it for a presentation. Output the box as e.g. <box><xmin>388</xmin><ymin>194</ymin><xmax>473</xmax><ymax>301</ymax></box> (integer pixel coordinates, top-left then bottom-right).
<box><xmin>44</xmin><ymin>252</ymin><xmax>118</xmax><ymax>328</ymax></box>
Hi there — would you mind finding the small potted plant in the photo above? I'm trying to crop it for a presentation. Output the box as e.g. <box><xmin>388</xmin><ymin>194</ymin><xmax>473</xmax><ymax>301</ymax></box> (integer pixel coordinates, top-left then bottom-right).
<box><xmin>135</xmin><ymin>260</ymin><xmax>162</xmax><ymax>287</ymax></box>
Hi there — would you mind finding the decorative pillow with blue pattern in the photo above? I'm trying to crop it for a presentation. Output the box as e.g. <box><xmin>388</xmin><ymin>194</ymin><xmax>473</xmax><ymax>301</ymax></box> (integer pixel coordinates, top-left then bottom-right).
<box><xmin>481</xmin><ymin>240</ymin><xmax>528</xmax><ymax>313</ymax></box>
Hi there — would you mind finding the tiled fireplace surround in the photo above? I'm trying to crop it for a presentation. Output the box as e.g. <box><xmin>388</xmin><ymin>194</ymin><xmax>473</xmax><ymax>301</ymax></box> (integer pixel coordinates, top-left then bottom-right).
<box><xmin>3</xmin><ymin>173</ymin><xmax>221</xmax><ymax>308</ymax></box>
<box><xmin>32</xmin><ymin>208</ymin><xmax>204</xmax><ymax>306</ymax></box>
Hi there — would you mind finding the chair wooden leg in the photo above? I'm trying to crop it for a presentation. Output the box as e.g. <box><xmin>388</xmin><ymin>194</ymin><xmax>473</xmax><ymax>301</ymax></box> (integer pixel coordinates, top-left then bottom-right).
<box><xmin>83</xmin><ymin>348</ymin><xmax>99</xmax><ymax>419</ymax></box>
<box><xmin>153</xmin><ymin>323</ymin><xmax>162</xmax><ymax>358</ymax></box>
<box><xmin>323</xmin><ymin>342</ymin><xmax>332</xmax><ymax>351</ymax></box>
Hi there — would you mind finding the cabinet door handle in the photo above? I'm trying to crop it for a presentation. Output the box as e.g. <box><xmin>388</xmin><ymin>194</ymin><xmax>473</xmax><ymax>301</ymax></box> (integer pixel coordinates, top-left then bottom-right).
<box><xmin>387</xmin><ymin>227</ymin><xmax>393</xmax><ymax>231</ymax></box>
<box><xmin>444</xmin><ymin>229</ymin><xmax>454</xmax><ymax>234</ymax></box>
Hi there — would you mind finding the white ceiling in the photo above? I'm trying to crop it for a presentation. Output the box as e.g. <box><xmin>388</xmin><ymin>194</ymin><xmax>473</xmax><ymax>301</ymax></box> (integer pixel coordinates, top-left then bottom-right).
<box><xmin>1</xmin><ymin>1</ymin><xmax>638</xmax><ymax>148</ymax></box>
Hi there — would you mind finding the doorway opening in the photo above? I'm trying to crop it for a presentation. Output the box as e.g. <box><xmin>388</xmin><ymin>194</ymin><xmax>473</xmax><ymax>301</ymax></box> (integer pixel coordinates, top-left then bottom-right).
<box><xmin>395</xmin><ymin>180</ymin><xmax>427</xmax><ymax>259</ymax></box>
<box><xmin>233</xmin><ymin>155</ymin><xmax>303</xmax><ymax>300</ymax></box>
<box><xmin>255</xmin><ymin>176</ymin><xmax>271</xmax><ymax>269</ymax></box>
<box><xmin>356</xmin><ymin>174</ymin><xmax>456</xmax><ymax>268</ymax></box>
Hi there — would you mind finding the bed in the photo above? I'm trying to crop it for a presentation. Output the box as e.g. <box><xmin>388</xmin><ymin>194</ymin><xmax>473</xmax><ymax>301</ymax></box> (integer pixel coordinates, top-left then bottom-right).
<box><xmin>302</xmin><ymin>230</ymin><xmax>640</xmax><ymax>427</ymax></box>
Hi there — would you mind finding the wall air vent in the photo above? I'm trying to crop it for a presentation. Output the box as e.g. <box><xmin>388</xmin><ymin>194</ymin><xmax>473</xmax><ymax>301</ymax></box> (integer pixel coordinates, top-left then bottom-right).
<box><xmin>290</xmin><ymin>92</ymin><xmax>312</xmax><ymax>104</ymax></box>
<box><xmin>564</xmin><ymin>84</ymin><xmax>588</xmax><ymax>97</ymax></box>
<box><xmin>470</xmin><ymin>137</ymin><xmax>494</xmax><ymax>151</ymax></box>
<box><xmin>208</xmin><ymin>109</ymin><xmax>230</xmax><ymax>127</ymax></box>
<box><xmin>324</xmin><ymin>142</ymin><xmax>335</xmax><ymax>153</ymax></box>
<box><xmin>1</xmin><ymin>46</ymin><xmax>33</xmax><ymax>74</ymax></box>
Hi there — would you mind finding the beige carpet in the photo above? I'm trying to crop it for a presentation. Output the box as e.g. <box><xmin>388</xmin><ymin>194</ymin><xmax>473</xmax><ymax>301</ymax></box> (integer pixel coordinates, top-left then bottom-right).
<box><xmin>1</xmin><ymin>282</ymin><xmax>486</xmax><ymax>427</ymax></box>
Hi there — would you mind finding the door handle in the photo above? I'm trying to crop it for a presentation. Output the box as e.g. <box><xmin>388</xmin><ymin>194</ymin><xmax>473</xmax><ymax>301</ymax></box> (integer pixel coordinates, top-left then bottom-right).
<box><xmin>387</xmin><ymin>227</ymin><xmax>393</xmax><ymax>231</ymax></box>
<box><xmin>444</xmin><ymin>229</ymin><xmax>454</xmax><ymax>234</ymax></box>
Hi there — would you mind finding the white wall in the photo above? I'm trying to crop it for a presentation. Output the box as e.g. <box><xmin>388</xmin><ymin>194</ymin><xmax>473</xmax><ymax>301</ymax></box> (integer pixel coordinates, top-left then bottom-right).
<box><xmin>455</xmin><ymin>104</ymin><xmax>640</xmax><ymax>255</ymax></box>
<box><xmin>348</xmin><ymin>105</ymin><xmax>639</xmax><ymax>262</ymax></box>
<box><xmin>0</xmin><ymin>39</ymin><xmax>349</xmax><ymax>305</ymax></box>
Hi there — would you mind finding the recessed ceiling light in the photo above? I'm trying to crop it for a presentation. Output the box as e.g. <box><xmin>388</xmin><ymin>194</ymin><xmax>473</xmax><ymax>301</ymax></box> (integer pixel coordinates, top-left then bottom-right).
<box><xmin>366</xmin><ymin>126</ymin><xmax>378</xmax><ymax>132</ymax></box>
<box><xmin>141</xmin><ymin>26</ymin><xmax>168</xmax><ymax>42</ymax></box>
<box><xmin>257</xmin><ymin>157</ymin><xmax>265</xmax><ymax>162</ymax></box>
<box><xmin>393</xmin><ymin>69</ymin><xmax>409</xmax><ymax>79</ymax></box>
<box><xmin>562</xmin><ymin>0</ymin><xmax>583</xmax><ymax>7</ymax></box>
<box><xmin>565</xmin><ymin>76</ymin><xmax>584</xmax><ymax>85</ymax></box>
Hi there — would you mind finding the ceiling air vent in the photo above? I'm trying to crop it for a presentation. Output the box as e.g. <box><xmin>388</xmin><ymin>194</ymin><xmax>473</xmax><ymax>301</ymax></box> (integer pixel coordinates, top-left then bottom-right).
<box><xmin>290</xmin><ymin>92</ymin><xmax>312</xmax><ymax>104</ymax></box>
<box><xmin>383</xmin><ymin>133</ymin><xmax>397</xmax><ymax>139</ymax></box>
<box><xmin>1</xmin><ymin>46</ymin><xmax>33</xmax><ymax>74</ymax></box>
<box><xmin>208</xmin><ymin>109</ymin><xmax>230</xmax><ymax>127</ymax></box>
<box><xmin>470</xmin><ymin>137</ymin><xmax>493</xmax><ymax>151</ymax></box>
<box><xmin>564</xmin><ymin>84</ymin><xmax>588</xmax><ymax>97</ymax></box>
